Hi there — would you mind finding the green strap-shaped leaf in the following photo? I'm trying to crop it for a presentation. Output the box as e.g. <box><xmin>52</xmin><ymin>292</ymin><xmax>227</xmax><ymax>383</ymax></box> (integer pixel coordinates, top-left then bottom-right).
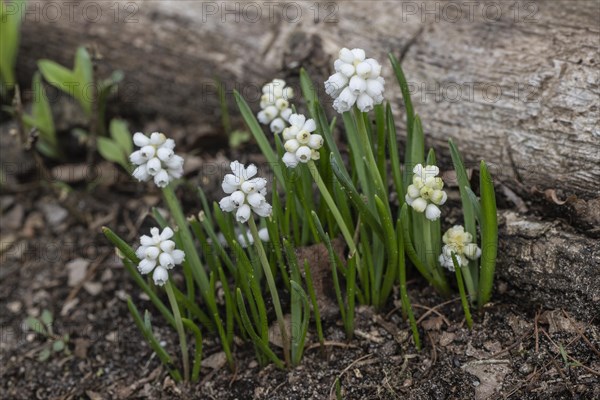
<box><xmin>235</xmin><ymin>289</ymin><xmax>285</xmax><ymax>369</ymax></box>
<box><xmin>181</xmin><ymin>318</ymin><xmax>203</xmax><ymax>382</ymax></box>
<box><xmin>478</xmin><ymin>161</ymin><xmax>498</xmax><ymax>307</ymax></box>
<box><xmin>310</xmin><ymin>211</ymin><xmax>346</xmax><ymax>324</ymax></box>
<box><xmin>110</xmin><ymin>119</ymin><xmax>133</xmax><ymax>155</ymax></box>
<box><xmin>330</xmin><ymin>155</ymin><xmax>383</xmax><ymax>239</ymax></box>
<box><xmin>127</xmin><ymin>298</ymin><xmax>182</xmax><ymax>382</ymax></box>
<box><xmin>397</xmin><ymin>219</ymin><xmax>420</xmax><ymax>350</ymax></box>
<box><xmin>375</xmin><ymin>195</ymin><xmax>398</xmax><ymax>307</ymax></box>
<box><xmin>386</xmin><ymin>103</ymin><xmax>404</xmax><ymax>202</ymax></box>
<box><xmin>290</xmin><ymin>280</ymin><xmax>310</xmax><ymax>366</ymax></box>
<box><xmin>388</xmin><ymin>52</ymin><xmax>414</xmax><ymax>136</ymax></box>
<box><xmin>399</xmin><ymin>204</ymin><xmax>434</xmax><ymax>283</ymax></box>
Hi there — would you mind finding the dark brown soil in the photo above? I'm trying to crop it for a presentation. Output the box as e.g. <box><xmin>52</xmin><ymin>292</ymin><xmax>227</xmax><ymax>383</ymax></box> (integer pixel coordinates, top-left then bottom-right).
<box><xmin>1</xmin><ymin>152</ymin><xmax>599</xmax><ymax>400</ymax></box>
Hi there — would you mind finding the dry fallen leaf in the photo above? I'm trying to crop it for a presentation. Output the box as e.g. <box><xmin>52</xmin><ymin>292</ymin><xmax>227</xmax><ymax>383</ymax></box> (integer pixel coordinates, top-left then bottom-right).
<box><xmin>60</xmin><ymin>298</ymin><xmax>79</xmax><ymax>317</ymax></box>
<box><xmin>83</xmin><ymin>281</ymin><xmax>103</xmax><ymax>296</ymax></box>
<box><xmin>268</xmin><ymin>314</ymin><xmax>293</xmax><ymax>349</ymax></box>
<box><xmin>85</xmin><ymin>390</ymin><xmax>104</xmax><ymax>400</ymax></box>
<box><xmin>539</xmin><ymin>310</ymin><xmax>584</xmax><ymax>334</ymax></box>
<box><xmin>421</xmin><ymin>316</ymin><xmax>443</xmax><ymax>331</ymax></box>
<box><xmin>201</xmin><ymin>351</ymin><xmax>227</xmax><ymax>370</ymax></box>
<box><xmin>74</xmin><ymin>338</ymin><xmax>90</xmax><ymax>359</ymax></box>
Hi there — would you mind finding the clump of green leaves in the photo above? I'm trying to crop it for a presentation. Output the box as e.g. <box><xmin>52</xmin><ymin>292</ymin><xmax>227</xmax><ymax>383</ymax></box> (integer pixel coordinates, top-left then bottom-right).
<box><xmin>38</xmin><ymin>47</ymin><xmax>123</xmax><ymax>127</ymax></box>
<box><xmin>102</xmin><ymin>48</ymin><xmax>498</xmax><ymax>378</ymax></box>
<box><xmin>97</xmin><ymin>119</ymin><xmax>133</xmax><ymax>171</ymax></box>
<box><xmin>5</xmin><ymin>40</ymin><xmax>124</xmax><ymax>163</ymax></box>
<box><xmin>24</xmin><ymin>310</ymin><xmax>70</xmax><ymax>362</ymax></box>
<box><xmin>19</xmin><ymin>72</ymin><xmax>59</xmax><ymax>158</ymax></box>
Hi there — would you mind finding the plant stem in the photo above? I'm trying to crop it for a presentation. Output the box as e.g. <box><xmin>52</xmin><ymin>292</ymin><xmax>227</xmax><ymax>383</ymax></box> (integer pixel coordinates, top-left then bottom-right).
<box><xmin>161</xmin><ymin>185</ymin><xmax>233</xmax><ymax>368</ymax></box>
<box><xmin>306</xmin><ymin>160</ymin><xmax>357</xmax><ymax>259</ymax></box>
<box><xmin>398</xmin><ymin>223</ymin><xmax>421</xmax><ymax>350</ymax></box>
<box><xmin>459</xmin><ymin>258</ymin><xmax>477</xmax><ymax>304</ymax></box>
<box><xmin>353</xmin><ymin>107</ymin><xmax>386</xmax><ymax>200</ymax></box>
<box><xmin>165</xmin><ymin>280</ymin><xmax>190</xmax><ymax>381</ymax></box>
<box><xmin>453</xmin><ymin>257</ymin><xmax>473</xmax><ymax>329</ymax></box>
<box><xmin>248</xmin><ymin>218</ymin><xmax>291</xmax><ymax>367</ymax></box>
<box><xmin>422</xmin><ymin>216</ymin><xmax>450</xmax><ymax>295</ymax></box>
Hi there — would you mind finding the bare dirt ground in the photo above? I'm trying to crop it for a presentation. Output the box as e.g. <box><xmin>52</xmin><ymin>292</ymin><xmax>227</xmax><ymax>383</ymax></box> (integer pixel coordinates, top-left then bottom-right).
<box><xmin>1</xmin><ymin>152</ymin><xmax>598</xmax><ymax>400</ymax></box>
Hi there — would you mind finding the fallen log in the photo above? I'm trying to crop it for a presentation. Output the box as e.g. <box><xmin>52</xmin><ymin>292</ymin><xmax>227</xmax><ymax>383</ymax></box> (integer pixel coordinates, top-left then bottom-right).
<box><xmin>15</xmin><ymin>0</ymin><xmax>599</xmax><ymax>199</ymax></box>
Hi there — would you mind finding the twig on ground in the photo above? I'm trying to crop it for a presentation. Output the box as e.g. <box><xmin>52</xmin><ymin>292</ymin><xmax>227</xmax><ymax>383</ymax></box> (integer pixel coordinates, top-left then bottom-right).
<box><xmin>329</xmin><ymin>353</ymin><xmax>374</xmax><ymax>399</ymax></box>
<box><xmin>540</xmin><ymin>328</ymin><xmax>600</xmax><ymax>377</ymax></box>
<box><xmin>306</xmin><ymin>341</ymin><xmax>359</xmax><ymax>351</ymax></box>
<box><xmin>484</xmin><ymin>330</ymin><xmax>533</xmax><ymax>360</ymax></box>
<box><xmin>414</xmin><ymin>304</ymin><xmax>451</xmax><ymax>327</ymax></box>
<box><xmin>534</xmin><ymin>308</ymin><xmax>541</xmax><ymax>353</ymax></box>
<box><xmin>423</xmin><ymin>332</ymin><xmax>437</xmax><ymax>379</ymax></box>
<box><xmin>561</xmin><ymin>310</ymin><xmax>600</xmax><ymax>358</ymax></box>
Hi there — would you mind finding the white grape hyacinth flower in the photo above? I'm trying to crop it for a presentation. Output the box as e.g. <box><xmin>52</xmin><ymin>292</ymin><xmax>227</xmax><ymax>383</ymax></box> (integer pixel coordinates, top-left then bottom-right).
<box><xmin>257</xmin><ymin>79</ymin><xmax>294</xmax><ymax>134</ymax></box>
<box><xmin>135</xmin><ymin>227</ymin><xmax>185</xmax><ymax>286</ymax></box>
<box><xmin>438</xmin><ymin>225</ymin><xmax>481</xmax><ymax>271</ymax></box>
<box><xmin>325</xmin><ymin>47</ymin><xmax>385</xmax><ymax>114</ymax></box>
<box><xmin>219</xmin><ymin>161</ymin><xmax>272</xmax><ymax>223</ymax></box>
<box><xmin>405</xmin><ymin>164</ymin><xmax>448</xmax><ymax>221</ymax></box>
<box><xmin>216</xmin><ymin>227</ymin><xmax>270</xmax><ymax>248</ymax></box>
<box><xmin>130</xmin><ymin>132</ymin><xmax>184</xmax><ymax>188</ymax></box>
<box><xmin>281</xmin><ymin>113</ymin><xmax>323</xmax><ymax>168</ymax></box>
<box><xmin>237</xmin><ymin>227</ymin><xmax>270</xmax><ymax>248</ymax></box>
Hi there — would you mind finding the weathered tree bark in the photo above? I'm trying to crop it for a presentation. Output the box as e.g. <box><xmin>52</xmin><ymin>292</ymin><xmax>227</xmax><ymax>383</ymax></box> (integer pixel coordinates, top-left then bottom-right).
<box><xmin>17</xmin><ymin>0</ymin><xmax>599</xmax><ymax>198</ymax></box>
<box><xmin>14</xmin><ymin>1</ymin><xmax>600</xmax><ymax>317</ymax></box>
<box><xmin>497</xmin><ymin>211</ymin><xmax>599</xmax><ymax>321</ymax></box>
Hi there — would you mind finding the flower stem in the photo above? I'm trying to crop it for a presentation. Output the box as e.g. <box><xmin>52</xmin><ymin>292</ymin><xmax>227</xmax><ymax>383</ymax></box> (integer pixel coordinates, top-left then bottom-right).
<box><xmin>422</xmin><ymin>216</ymin><xmax>450</xmax><ymax>295</ymax></box>
<box><xmin>306</xmin><ymin>160</ymin><xmax>357</xmax><ymax>258</ymax></box>
<box><xmin>353</xmin><ymin>106</ymin><xmax>386</xmax><ymax>200</ymax></box>
<box><xmin>248</xmin><ymin>218</ymin><xmax>291</xmax><ymax>367</ymax></box>
<box><xmin>452</xmin><ymin>256</ymin><xmax>473</xmax><ymax>329</ymax></box>
<box><xmin>165</xmin><ymin>280</ymin><xmax>190</xmax><ymax>381</ymax></box>
<box><xmin>398</xmin><ymin>222</ymin><xmax>421</xmax><ymax>350</ymax></box>
<box><xmin>161</xmin><ymin>185</ymin><xmax>233</xmax><ymax>368</ymax></box>
<box><xmin>459</xmin><ymin>259</ymin><xmax>477</xmax><ymax>304</ymax></box>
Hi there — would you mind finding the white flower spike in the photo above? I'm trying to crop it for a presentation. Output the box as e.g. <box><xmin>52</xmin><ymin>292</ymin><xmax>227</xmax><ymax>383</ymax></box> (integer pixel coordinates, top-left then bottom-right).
<box><xmin>257</xmin><ymin>79</ymin><xmax>294</xmax><ymax>134</ymax></box>
<box><xmin>281</xmin><ymin>113</ymin><xmax>322</xmax><ymax>168</ymax></box>
<box><xmin>405</xmin><ymin>164</ymin><xmax>447</xmax><ymax>221</ymax></box>
<box><xmin>325</xmin><ymin>48</ymin><xmax>385</xmax><ymax>113</ymax></box>
<box><xmin>237</xmin><ymin>227</ymin><xmax>270</xmax><ymax>248</ymax></box>
<box><xmin>130</xmin><ymin>132</ymin><xmax>184</xmax><ymax>188</ymax></box>
<box><xmin>219</xmin><ymin>161</ymin><xmax>272</xmax><ymax>223</ymax></box>
<box><xmin>135</xmin><ymin>227</ymin><xmax>185</xmax><ymax>286</ymax></box>
<box><xmin>438</xmin><ymin>225</ymin><xmax>481</xmax><ymax>271</ymax></box>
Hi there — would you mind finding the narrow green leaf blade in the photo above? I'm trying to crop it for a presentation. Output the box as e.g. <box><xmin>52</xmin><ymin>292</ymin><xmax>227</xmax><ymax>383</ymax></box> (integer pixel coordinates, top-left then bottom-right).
<box><xmin>478</xmin><ymin>161</ymin><xmax>498</xmax><ymax>307</ymax></box>
<box><xmin>110</xmin><ymin>118</ymin><xmax>133</xmax><ymax>155</ymax></box>
<box><xmin>97</xmin><ymin>137</ymin><xmax>126</xmax><ymax>166</ymax></box>
<box><xmin>448</xmin><ymin>139</ymin><xmax>476</xmax><ymax>238</ymax></box>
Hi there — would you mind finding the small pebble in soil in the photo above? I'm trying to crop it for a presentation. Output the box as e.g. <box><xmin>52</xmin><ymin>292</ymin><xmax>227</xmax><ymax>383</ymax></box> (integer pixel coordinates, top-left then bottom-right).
<box><xmin>519</xmin><ymin>363</ymin><xmax>533</xmax><ymax>374</ymax></box>
<box><xmin>40</xmin><ymin>203</ymin><xmax>68</xmax><ymax>226</ymax></box>
<box><xmin>6</xmin><ymin>301</ymin><xmax>22</xmax><ymax>313</ymax></box>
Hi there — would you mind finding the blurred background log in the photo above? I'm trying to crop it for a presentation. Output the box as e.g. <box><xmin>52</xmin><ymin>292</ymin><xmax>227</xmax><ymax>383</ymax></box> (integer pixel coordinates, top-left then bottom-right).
<box><xmin>16</xmin><ymin>0</ymin><xmax>599</xmax><ymax>198</ymax></box>
<box><xmin>13</xmin><ymin>0</ymin><xmax>600</xmax><ymax>317</ymax></box>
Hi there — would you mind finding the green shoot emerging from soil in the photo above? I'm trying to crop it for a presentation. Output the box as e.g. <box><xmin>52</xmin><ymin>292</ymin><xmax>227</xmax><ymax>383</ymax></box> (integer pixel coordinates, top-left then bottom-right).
<box><xmin>102</xmin><ymin>47</ymin><xmax>498</xmax><ymax>380</ymax></box>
